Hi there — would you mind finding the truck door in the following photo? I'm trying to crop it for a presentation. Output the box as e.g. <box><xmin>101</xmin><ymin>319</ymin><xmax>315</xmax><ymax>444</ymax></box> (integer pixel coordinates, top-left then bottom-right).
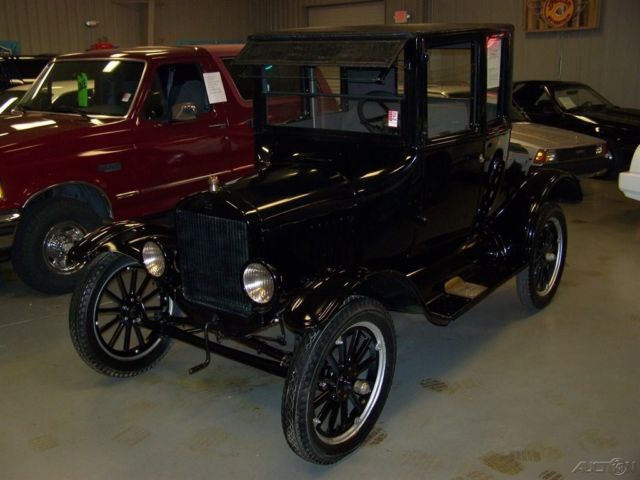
<box><xmin>416</xmin><ymin>38</ymin><xmax>485</xmax><ymax>247</ymax></box>
<box><xmin>133</xmin><ymin>59</ymin><xmax>231</xmax><ymax>214</ymax></box>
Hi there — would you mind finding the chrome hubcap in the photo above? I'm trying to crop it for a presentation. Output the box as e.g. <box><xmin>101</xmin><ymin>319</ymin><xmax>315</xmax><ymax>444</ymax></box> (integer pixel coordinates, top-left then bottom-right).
<box><xmin>42</xmin><ymin>221</ymin><xmax>86</xmax><ymax>273</ymax></box>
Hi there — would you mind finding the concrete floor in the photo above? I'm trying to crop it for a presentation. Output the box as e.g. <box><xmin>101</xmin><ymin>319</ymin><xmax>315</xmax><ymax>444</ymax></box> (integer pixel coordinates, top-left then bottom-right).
<box><xmin>0</xmin><ymin>178</ymin><xmax>639</xmax><ymax>480</ymax></box>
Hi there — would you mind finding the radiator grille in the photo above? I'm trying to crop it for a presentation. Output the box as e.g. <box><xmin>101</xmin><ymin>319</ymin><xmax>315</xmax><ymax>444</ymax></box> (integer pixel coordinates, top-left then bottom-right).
<box><xmin>176</xmin><ymin>210</ymin><xmax>251</xmax><ymax>316</ymax></box>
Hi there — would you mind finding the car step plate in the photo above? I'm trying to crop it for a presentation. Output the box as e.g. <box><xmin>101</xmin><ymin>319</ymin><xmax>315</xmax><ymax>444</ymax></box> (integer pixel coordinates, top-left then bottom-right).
<box><xmin>444</xmin><ymin>276</ymin><xmax>488</xmax><ymax>299</ymax></box>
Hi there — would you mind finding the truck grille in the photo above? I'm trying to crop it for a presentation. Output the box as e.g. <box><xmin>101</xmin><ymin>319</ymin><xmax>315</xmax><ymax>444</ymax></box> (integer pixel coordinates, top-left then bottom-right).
<box><xmin>176</xmin><ymin>210</ymin><xmax>251</xmax><ymax>316</ymax></box>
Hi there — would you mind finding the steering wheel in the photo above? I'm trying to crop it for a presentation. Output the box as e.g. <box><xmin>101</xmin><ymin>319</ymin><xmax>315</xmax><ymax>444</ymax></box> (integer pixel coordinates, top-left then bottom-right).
<box><xmin>357</xmin><ymin>90</ymin><xmax>395</xmax><ymax>134</ymax></box>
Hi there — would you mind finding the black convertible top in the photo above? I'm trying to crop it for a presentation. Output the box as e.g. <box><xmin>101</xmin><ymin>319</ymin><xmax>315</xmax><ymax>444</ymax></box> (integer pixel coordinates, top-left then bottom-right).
<box><xmin>236</xmin><ymin>23</ymin><xmax>513</xmax><ymax>67</ymax></box>
<box><xmin>248</xmin><ymin>23</ymin><xmax>513</xmax><ymax>41</ymax></box>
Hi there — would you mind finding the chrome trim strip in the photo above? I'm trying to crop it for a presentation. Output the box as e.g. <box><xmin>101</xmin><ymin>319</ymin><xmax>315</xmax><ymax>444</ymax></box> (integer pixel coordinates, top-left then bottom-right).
<box><xmin>115</xmin><ymin>190</ymin><xmax>140</xmax><ymax>200</ymax></box>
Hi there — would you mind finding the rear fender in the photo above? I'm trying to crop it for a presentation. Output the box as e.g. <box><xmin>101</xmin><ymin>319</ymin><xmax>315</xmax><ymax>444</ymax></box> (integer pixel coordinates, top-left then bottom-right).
<box><xmin>282</xmin><ymin>269</ymin><xmax>428</xmax><ymax>333</ymax></box>
<box><xmin>69</xmin><ymin>220</ymin><xmax>176</xmax><ymax>268</ymax></box>
<box><xmin>493</xmin><ymin>168</ymin><xmax>581</xmax><ymax>261</ymax></box>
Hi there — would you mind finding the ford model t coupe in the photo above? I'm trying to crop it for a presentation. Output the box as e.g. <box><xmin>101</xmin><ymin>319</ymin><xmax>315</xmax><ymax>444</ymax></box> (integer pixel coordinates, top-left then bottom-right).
<box><xmin>68</xmin><ymin>24</ymin><xmax>581</xmax><ymax>464</ymax></box>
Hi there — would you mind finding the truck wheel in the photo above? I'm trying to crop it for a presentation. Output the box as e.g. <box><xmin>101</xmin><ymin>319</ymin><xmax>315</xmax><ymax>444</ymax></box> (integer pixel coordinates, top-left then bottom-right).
<box><xmin>69</xmin><ymin>252</ymin><xmax>171</xmax><ymax>377</ymax></box>
<box><xmin>12</xmin><ymin>198</ymin><xmax>101</xmax><ymax>294</ymax></box>
<box><xmin>282</xmin><ymin>296</ymin><xmax>396</xmax><ymax>464</ymax></box>
<box><xmin>516</xmin><ymin>202</ymin><xmax>567</xmax><ymax>309</ymax></box>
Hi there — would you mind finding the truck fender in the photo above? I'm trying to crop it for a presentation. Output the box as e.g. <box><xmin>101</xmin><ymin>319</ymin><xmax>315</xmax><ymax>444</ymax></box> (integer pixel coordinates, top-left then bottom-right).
<box><xmin>69</xmin><ymin>220</ymin><xmax>176</xmax><ymax>269</ymax></box>
<box><xmin>282</xmin><ymin>268</ymin><xmax>429</xmax><ymax>333</ymax></box>
<box><xmin>492</xmin><ymin>168</ymin><xmax>581</xmax><ymax>260</ymax></box>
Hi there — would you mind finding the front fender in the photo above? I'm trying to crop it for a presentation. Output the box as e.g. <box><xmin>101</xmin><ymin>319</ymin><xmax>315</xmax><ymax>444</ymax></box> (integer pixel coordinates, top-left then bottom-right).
<box><xmin>493</xmin><ymin>168</ymin><xmax>581</xmax><ymax>262</ymax></box>
<box><xmin>282</xmin><ymin>268</ymin><xmax>429</xmax><ymax>333</ymax></box>
<box><xmin>69</xmin><ymin>220</ymin><xmax>176</xmax><ymax>268</ymax></box>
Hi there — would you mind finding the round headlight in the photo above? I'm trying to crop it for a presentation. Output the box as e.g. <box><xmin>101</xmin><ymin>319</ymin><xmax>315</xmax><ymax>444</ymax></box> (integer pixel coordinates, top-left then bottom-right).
<box><xmin>142</xmin><ymin>241</ymin><xmax>165</xmax><ymax>277</ymax></box>
<box><xmin>242</xmin><ymin>262</ymin><xmax>275</xmax><ymax>304</ymax></box>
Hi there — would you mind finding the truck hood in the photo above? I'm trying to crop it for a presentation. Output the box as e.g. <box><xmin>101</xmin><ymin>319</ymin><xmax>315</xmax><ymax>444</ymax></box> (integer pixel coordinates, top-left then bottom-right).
<box><xmin>512</xmin><ymin>122</ymin><xmax>604</xmax><ymax>150</ymax></box>
<box><xmin>0</xmin><ymin>111</ymin><xmax>123</xmax><ymax>158</ymax></box>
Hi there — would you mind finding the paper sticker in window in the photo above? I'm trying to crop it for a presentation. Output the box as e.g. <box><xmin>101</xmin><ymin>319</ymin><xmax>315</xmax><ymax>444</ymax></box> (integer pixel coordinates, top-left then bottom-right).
<box><xmin>203</xmin><ymin>71</ymin><xmax>227</xmax><ymax>104</ymax></box>
<box><xmin>388</xmin><ymin>110</ymin><xmax>399</xmax><ymax>128</ymax></box>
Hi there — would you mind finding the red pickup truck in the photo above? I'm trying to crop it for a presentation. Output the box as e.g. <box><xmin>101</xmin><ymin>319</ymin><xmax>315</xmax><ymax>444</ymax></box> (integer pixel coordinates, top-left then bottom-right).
<box><xmin>0</xmin><ymin>45</ymin><xmax>254</xmax><ymax>293</ymax></box>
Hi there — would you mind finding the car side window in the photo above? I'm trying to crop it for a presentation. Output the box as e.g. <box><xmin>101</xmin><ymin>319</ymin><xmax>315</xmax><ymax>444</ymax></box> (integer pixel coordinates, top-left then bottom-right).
<box><xmin>425</xmin><ymin>43</ymin><xmax>473</xmax><ymax>138</ymax></box>
<box><xmin>513</xmin><ymin>84</ymin><xmax>559</xmax><ymax>114</ymax></box>
<box><xmin>143</xmin><ymin>63</ymin><xmax>211</xmax><ymax>122</ymax></box>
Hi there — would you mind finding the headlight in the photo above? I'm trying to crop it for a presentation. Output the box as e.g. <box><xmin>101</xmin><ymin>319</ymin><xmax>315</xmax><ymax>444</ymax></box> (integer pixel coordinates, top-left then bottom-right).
<box><xmin>142</xmin><ymin>241</ymin><xmax>165</xmax><ymax>277</ymax></box>
<box><xmin>242</xmin><ymin>262</ymin><xmax>275</xmax><ymax>304</ymax></box>
<box><xmin>534</xmin><ymin>149</ymin><xmax>557</xmax><ymax>164</ymax></box>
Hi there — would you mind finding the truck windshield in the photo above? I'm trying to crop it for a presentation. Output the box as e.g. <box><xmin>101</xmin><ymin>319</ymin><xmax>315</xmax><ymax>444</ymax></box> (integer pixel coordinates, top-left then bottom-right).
<box><xmin>19</xmin><ymin>59</ymin><xmax>144</xmax><ymax>117</ymax></box>
<box><xmin>263</xmin><ymin>59</ymin><xmax>404</xmax><ymax>135</ymax></box>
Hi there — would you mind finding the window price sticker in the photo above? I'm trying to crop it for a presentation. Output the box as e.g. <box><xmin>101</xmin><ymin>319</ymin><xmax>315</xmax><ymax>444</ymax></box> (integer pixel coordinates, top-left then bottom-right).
<box><xmin>388</xmin><ymin>109</ymin><xmax>399</xmax><ymax>128</ymax></box>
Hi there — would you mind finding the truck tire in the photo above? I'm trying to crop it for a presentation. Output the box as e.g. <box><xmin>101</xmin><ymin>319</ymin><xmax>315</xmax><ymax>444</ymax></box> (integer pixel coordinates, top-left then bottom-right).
<box><xmin>282</xmin><ymin>296</ymin><xmax>396</xmax><ymax>464</ymax></box>
<box><xmin>12</xmin><ymin>198</ymin><xmax>101</xmax><ymax>294</ymax></box>
<box><xmin>516</xmin><ymin>202</ymin><xmax>567</xmax><ymax>309</ymax></box>
<box><xmin>69</xmin><ymin>252</ymin><xmax>172</xmax><ymax>377</ymax></box>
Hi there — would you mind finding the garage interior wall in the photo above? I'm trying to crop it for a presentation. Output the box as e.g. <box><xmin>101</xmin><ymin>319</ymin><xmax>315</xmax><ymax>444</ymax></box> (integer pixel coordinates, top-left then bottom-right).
<box><xmin>1</xmin><ymin>0</ymin><xmax>637</xmax><ymax>109</ymax></box>
<box><xmin>0</xmin><ymin>0</ymin><xmax>145</xmax><ymax>54</ymax></box>
<box><xmin>426</xmin><ymin>0</ymin><xmax>640</xmax><ymax>109</ymax></box>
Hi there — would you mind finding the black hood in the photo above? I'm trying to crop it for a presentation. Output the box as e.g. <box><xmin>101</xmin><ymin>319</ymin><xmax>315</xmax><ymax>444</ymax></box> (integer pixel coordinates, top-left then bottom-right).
<box><xmin>567</xmin><ymin>106</ymin><xmax>640</xmax><ymax>131</ymax></box>
<box><xmin>178</xmin><ymin>162</ymin><xmax>356</xmax><ymax>229</ymax></box>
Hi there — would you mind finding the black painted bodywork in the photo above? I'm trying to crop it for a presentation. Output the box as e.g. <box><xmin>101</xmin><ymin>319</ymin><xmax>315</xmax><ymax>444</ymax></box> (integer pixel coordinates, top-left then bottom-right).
<box><xmin>72</xmin><ymin>24</ymin><xmax>582</xmax><ymax>344</ymax></box>
<box><xmin>513</xmin><ymin>80</ymin><xmax>640</xmax><ymax>171</ymax></box>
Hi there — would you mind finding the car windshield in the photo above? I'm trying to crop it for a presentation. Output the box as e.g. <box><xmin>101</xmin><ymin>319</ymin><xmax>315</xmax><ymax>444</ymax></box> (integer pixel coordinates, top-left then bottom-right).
<box><xmin>553</xmin><ymin>85</ymin><xmax>611</xmax><ymax>111</ymax></box>
<box><xmin>19</xmin><ymin>59</ymin><xmax>144</xmax><ymax>116</ymax></box>
<box><xmin>261</xmin><ymin>59</ymin><xmax>404</xmax><ymax>136</ymax></box>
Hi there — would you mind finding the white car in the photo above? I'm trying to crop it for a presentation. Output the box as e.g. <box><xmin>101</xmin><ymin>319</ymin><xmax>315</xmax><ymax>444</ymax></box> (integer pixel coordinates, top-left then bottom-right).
<box><xmin>619</xmin><ymin>145</ymin><xmax>640</xmax><ymax>201</ymax></box>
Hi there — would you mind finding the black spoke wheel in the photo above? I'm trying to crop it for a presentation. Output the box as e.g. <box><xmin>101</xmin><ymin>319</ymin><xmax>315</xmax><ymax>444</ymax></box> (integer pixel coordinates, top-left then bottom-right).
<box><xmin>282</xmin><ymin>296</ymin><xmax>396</xmax><ymax>464</ymax></box>
<box><xmin>517</xmin><ymin>202</ymin><xmax>567</xmax><ymax>309</ymax></box>
<box><xmin>69</xmin><ymin>252</ymin><xmax>171</xmax><ymax>377</ymax></box>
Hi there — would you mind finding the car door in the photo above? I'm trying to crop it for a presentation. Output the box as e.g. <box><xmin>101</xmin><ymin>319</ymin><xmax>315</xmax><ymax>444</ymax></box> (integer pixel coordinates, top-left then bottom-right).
<box><xmin>133</xmin><ymin>59</ymin><xmax>231</xmax><ymax>215</ymax></box>
<box><xmin>416</xmin><ymin>37</ymin><xmax>485</xmax><ymax>247</ymax></box>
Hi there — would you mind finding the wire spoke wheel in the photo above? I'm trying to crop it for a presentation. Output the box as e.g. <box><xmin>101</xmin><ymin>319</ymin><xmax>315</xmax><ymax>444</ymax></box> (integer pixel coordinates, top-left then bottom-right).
<box><xmin>93</xmin><ymin>264</ymin><xmax>167</xmax><ymax>360</ymax></box>
<box><xmin>282</xmin><ymin>297</ymin><xmax>396</xmax><ymax>464</ymax></box>
<box><xmin>516</xmin><ymin>202</ymin><xmax>567</xmax><ymax>309</ymax></box>
<box><xmin>69</xmin><ymin>252</ymin><xmax>172</xmax><ymax>377</ymax></box>
<box><xmin>312</xmin><ymin>322</ymin><xmax>385</xmax><ymax>444</ymax></box>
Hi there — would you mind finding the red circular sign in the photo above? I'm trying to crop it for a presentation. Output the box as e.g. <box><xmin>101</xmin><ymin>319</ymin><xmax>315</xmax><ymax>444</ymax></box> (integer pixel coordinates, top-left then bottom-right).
<box><xmin>543</xmin><ymin>0</ymin><xmax>575</xmax><ymax>27</ymax></box>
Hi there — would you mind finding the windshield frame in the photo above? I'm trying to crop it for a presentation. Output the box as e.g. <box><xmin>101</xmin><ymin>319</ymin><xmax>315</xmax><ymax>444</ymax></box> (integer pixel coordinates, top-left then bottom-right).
<box><xmin>17</xmin><ymin>58</ymin><xmax>147</xmax><ymax>118</ymax></box>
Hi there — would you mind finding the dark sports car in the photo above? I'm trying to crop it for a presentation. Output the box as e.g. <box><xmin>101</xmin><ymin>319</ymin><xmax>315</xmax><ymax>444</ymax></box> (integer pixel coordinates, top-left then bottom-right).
<box><xmin>513</xmin><ymin>81</ymin><xmax>640</xmax><ymax>175</ymax></box>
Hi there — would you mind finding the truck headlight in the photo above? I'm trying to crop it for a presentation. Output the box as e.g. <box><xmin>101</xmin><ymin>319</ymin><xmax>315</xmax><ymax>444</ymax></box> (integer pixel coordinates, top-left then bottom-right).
<box><xmin>242</xmin><ymin>262</ymin><xmax>275</xmax><ymax>304</ymax></box>
<box><xmin>142</xmin><ymin>241</ymin><xmax>165</xmax><ymax>277</ymax></box>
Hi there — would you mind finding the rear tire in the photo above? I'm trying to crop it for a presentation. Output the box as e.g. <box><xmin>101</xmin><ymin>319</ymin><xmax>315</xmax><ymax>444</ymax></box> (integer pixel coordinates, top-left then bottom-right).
<box><xmin>69</xmin><ymin>252</ymin><xmax>171</xmax><ymax>377</ymax></box>
<box><xmin>516</xmin><ymin>202</ymin><xmax>567</xmax><ymax>309</ymax></box>
<box><xmin>282</xmin><ymin>296</ymin><xmax>396</xmax><ymax>464</ymax></box>
<box><xmin>12</xmin><ymin>198</ymin><xmax>101</xmax><ymax>294</ymax></box>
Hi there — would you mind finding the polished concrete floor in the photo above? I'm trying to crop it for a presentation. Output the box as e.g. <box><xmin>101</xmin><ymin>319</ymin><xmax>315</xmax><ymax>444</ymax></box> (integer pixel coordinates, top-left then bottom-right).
<box><xmin>1</xmin><ymin>179</ymin><xmax>638</xmax><ymax>480</ymax></box>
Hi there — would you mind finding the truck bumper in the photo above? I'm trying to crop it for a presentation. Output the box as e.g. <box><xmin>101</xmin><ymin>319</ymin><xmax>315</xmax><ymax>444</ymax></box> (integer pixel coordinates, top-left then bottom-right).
<box><xmin>0</xmin><ymin>210</ymin><xmax>20</xmax><ymax>250</ymax></box>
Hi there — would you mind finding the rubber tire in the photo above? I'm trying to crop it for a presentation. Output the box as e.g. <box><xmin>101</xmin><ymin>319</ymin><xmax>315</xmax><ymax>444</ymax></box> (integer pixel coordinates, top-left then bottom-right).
<box><xmin>282</xmin><ymin>296</ymin><xmax>396</xmax><ymax>464</ymax></box>
<box><xmin>69</xmin><ymin>252</ymin><xmax>171</xmax><ymax>378</ymax></box>
<box><xmin>12</xmin><ymin>198</ymin><xmax>101</xmax><ymax>294</ymax></box>
<box><xmin>516</xmin><ymin>202</ymin><xmax>567</xmax><ymax>309</ymax></box>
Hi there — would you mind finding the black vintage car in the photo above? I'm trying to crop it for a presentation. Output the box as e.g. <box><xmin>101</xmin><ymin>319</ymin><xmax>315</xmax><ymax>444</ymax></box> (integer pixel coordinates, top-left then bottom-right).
<box><xmin>68</xmin><ymin>24</ymin><xmax>581</xmax><ymax>464</ymax></box>
<box><xmin>513</xmin><ymin>80</ymin><xmax>640</xmax><ymax>175</ymax></box>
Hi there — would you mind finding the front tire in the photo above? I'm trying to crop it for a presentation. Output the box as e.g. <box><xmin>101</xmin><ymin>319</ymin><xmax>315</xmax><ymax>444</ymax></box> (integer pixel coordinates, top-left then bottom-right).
<box><xmin>12</xmin><ymin>198</ymin><xmax>102</xmax><ymax>294</ymax></box>
<box><xmin>282</xmin><ymin>296</ymin><xmax>396</xmax><ymax>464</ymax></box>
<box><xmin>516</xmin><ymin>202</ymin><xmax>567</xmax><ymax>309</ymax></box>
<box><xmin>69</xmin><ymin>252</ymin><xmax>171</xmax><ymax>377</ymax></box>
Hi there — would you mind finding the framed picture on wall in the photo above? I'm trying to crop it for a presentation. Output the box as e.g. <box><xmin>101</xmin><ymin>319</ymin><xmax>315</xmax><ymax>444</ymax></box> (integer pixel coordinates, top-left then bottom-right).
<box><xmin>524</xmin><ymin>0</ymin><xmax>601</xmax><ymax>32</ymax></box>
